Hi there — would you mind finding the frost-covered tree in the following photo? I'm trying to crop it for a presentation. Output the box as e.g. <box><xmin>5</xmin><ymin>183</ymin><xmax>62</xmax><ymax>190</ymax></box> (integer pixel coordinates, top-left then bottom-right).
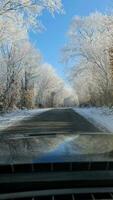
<box><xmin>0</xmin><ymin>39</ymin><xmax>74</xmax><ymax>110</ymax></box>
<box><xmin>0</xmin><ymin>40</ymin><xmax>41</xmax><ymax>110</ymax></box>
<box><xmin>0</xmin><ymin>0</ymin><xmax>63</xmax><ymax>37</ymax></box>
<box><xmin>0</xmin><ymin>0</ymin><xmax>65</xmax><ymax>111</ymax></box>
<box><xmin>55</xmin><ymin>86</ymin><xmax>78</xmax><ymax>107</ymax></box>
<box><xmin>35</xmin><ymin>63</ymin><xmax>65</xmax><ymax>107</ymax></box>
<box><xmin>0</xmin><ymin>0</ymin><xmax>63</xmax><ymax>16</ymax></box>
<box><xmin>62</xmin><ymin>12</ymin><xmax>113</xmax><ymax>106</ymax></box>
<box><xmin>18</xmin><ymin>42</ymin><xmax>42</xmax><ymax>109</ymax></box>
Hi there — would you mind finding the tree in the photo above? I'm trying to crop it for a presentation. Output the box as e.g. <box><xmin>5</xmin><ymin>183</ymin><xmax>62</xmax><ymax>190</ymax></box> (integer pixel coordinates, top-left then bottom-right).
<box><xmin>19</xmin><ymin>45</ymin><xmax>42</xmax><ymax>109</ymax></box>
<box><xmin>62</xmin><ymin>12</ymin><xmax>113</xmax><ymax>106</ymax></box>
<box><xmin>0</xmin><ymin>0</ymin><xmax>63</xmax><ymax>35</ymax></box>
<box><xmin>35</xmin><ymin>63</ymin><xmax>62</xmax><ymax>107</ymax></box>
<box><xmin>1</xmin><ymin>0</ymin><xmax>75</xmax><ymax>111</ymax></box>
<box><xmin>0</xmin><ymin>42</ymin><xmax>24</xmax><ymax>110</ymax></box>
<box><xmin>0</xmin><ymin>0</ymin><xmax>63</xmax><ymax>15</ymax></box>
<box><xmin>0</xmin><ymin>39</ymin><xmax>42</xmax><ymax>110</ymax></box>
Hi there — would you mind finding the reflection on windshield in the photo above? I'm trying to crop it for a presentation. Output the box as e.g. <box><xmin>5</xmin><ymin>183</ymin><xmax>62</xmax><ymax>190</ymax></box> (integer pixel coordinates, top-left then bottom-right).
<box><xmin>0</xmin><ymin>133</ymin><xmax>113</xmax><ymax>164</ymax></box>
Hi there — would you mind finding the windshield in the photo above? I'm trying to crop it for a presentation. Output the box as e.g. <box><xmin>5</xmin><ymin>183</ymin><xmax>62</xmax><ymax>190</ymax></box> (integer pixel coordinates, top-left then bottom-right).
<box><xmin>0</xmin><ymin>108</ymin><xmax>113</xmax><ymax>164</ymax></box>
<box><xmin>1</xmin><ymin>2</ymin><xmax>113</xmax><ymax>200</ymax></box>
<box><xmin>0</xmin><ymin>0</ymin><xmax>113</xmax><ymax>165</ymax></box>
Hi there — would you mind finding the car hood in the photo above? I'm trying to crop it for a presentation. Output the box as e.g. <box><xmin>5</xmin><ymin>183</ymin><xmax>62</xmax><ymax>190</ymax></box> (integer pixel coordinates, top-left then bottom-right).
<box><xmin>0</xmin><ymin>132</ymin><xmax>113</xmax><ymax>164</ymax></box>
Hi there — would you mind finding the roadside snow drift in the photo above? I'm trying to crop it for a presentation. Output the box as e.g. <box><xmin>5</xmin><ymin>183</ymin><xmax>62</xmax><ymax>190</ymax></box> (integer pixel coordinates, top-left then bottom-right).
<box><xmin>74</xmin><ymin>107</ymin><xmax>113</xmax><ymax>133</ymax></box>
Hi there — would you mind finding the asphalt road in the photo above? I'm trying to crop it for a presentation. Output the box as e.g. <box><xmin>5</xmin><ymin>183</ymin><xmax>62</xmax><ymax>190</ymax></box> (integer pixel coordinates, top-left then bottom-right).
<box><xmin>0</xmin><ymin>108</ymin><xmax>113</xmax><ymax>164</ymax></box>
<box><xmin>0</xmin><ymin>108</ymin><xmax>100</xmax><ymax>137</ymax></box>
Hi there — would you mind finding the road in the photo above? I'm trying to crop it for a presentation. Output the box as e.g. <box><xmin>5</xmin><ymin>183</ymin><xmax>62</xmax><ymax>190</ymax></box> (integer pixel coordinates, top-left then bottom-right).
<box><xmin>0</xmin><ymin>108</ymin><xmax>99</xmax><ymax>137</ymax></box>
<box><xmin>0</xmin><ymin>108</ymin><xmax>113</xmax><ymax>164</ymax></box>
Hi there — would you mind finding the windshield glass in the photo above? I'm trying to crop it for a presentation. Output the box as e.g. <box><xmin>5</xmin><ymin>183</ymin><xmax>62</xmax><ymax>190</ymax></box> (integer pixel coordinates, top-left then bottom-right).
<box><xmin>0</xmin><ymin>0</ymin><xmax>113</xmax><ymax>165</ymax></box>
<box><xmin>0</xmin><ymin>109</ymin><xmax>113</xmax><ymax>164</ymax></box>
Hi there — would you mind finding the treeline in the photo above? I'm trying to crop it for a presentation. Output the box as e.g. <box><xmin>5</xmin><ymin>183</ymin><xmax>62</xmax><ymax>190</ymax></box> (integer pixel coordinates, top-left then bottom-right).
<box><xmin>0</xmin><ymin>41</ymin><xmax>72</xmax><ymax>111</ymax></box>
<box><xmin>62</xmin><ymin>12</ymin><xmax>113</xmax><ymax>107</ymax></box>
<box><xmin>0</xmin><ymin>0</ymin><xmax>76</xmax><ymax>111</ymax></box>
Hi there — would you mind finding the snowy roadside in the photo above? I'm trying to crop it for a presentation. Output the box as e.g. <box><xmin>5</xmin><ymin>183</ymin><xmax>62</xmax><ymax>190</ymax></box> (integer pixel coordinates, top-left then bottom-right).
<box><xmin>0</xmin><ymin>109</ymin><xmax>50</xmax><ymax>131</ymax></box>
<box><xmin>73</xmin><ymin>107</ymin><xmax>113</xmax><ymax>133</ymax></box>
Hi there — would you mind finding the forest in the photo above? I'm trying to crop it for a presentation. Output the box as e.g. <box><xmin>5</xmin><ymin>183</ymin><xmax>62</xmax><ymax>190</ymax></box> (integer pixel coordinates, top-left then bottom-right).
<box><xmin>0</xmin><ymin>0</ymin><xmax>113</xmax><ymax>112</ymax></box>
<box><xmin>0</xmin><ymin>0</ymin><xmax>76</xmax><ymax>112</ymax></box>
<box><xmin>62</xmin><ymin>11</ymin><xmax>113</xmax><ymax>107</ymax></box>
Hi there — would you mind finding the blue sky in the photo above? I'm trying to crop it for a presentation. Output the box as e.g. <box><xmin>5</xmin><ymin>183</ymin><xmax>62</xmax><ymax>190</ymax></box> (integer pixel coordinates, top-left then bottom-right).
<box><xmin>29</xmin><ymin>0</ymin><xmax>111</xmax><ymax>80</ymax></box>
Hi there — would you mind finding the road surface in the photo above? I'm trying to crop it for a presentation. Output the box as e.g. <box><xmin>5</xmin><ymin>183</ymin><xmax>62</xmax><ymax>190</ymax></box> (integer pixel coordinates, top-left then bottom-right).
<box><xmin>0</xmin><ymin>108</ymin><xmax>113</xmax><ymax>164</ymax></box>
<box><xmin>0</xmin><ymin>108</ymin><xmax>99</xmax><ymax>137</ymax></box>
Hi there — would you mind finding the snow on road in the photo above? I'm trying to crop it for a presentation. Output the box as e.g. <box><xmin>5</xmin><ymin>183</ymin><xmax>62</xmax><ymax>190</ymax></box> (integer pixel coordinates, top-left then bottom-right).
<box><xmin>0</xmin><ymin>109</ymin><xmax>50</xmax><ymax>131</ymax></box>
<box><xmin>74</xmin><ymin>107</ymin><xmax>113</xmax><ymax>133</ymax></box>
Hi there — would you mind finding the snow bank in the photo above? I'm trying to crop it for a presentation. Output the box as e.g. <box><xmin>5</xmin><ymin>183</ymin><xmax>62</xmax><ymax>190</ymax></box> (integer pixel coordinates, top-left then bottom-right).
<box><xmin>73</xmin><ymin>107</ymin><xmax>113</xmax><ymax>133</ymax></box>
<box><xmin>0</xmin><ymin>109</ymin><xmax>50</xmax><ymax>131</ymax></box>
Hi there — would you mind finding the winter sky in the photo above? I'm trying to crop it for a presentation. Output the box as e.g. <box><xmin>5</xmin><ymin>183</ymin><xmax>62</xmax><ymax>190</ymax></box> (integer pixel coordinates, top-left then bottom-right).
<box><xmin>29</xmin><ymin>0</ymin><xmax>111</xmax><ymax>80</ymax></box>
